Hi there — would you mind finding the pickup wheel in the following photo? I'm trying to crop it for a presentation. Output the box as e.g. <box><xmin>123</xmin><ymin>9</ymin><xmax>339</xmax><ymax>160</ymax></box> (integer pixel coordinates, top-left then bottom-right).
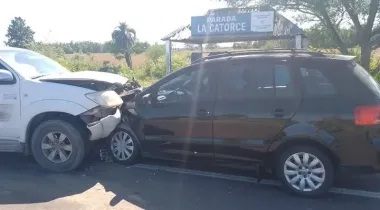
<box><xmin>107</xmin><ymin>128</ymin><xmax>140</xmax><ymax>165</ymax></box>
<box><xmin>31</xmin><ymin>120</ymin><xmax>85</xmax><ymax>172</ymax></box>
<box><xmin>276</xmin><ymin>145</ymin><xmax>334</xmax><ymax>197</ymax></box>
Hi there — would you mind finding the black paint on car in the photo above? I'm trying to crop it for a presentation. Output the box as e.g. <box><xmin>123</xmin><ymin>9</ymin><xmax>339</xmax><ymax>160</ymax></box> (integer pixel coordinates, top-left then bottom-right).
<box><xmin>109</xmin><ymin>50</ymin><xmax>380</xmax><ymax>197</ymax></box>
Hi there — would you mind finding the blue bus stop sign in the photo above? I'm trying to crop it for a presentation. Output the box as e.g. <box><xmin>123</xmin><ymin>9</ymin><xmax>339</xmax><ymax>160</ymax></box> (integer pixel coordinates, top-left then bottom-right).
<box><xmin>191</xmin><ymin>11</ymin><xmax>274</xmax><ymax>37</ymax></box>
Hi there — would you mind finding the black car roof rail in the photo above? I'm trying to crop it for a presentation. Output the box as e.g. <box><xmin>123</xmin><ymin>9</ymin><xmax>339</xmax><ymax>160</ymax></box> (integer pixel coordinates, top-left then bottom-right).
<box><xmin>192</xmin><ymin>48</ymin><xmax>326</xmax><ymax>64</ymax></box>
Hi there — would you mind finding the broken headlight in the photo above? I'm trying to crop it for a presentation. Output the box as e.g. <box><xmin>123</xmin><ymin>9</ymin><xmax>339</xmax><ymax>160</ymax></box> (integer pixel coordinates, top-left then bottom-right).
<box><xmin>85</xmin><ymin>90</ymin><xmax>123</xmax><ymax>108</ymax></box>
<box><xmin>80</xmin><ymin>106</ymin><xmax>117</xmax><ymax>124</ymax></box>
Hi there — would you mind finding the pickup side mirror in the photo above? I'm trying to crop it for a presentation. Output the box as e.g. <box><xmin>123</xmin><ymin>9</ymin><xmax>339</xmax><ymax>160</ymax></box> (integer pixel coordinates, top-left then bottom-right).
<box><xmin>0</xmin><ymin>69</ymin><xmax>15</xmax><ymax>84</ymax></box>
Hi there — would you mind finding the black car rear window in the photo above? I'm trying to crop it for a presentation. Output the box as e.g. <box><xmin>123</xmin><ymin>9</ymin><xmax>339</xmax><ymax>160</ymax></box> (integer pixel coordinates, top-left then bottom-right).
<box><xmin>296</xmin><ymin>59</ymin><xmax>379</xmax><ymax>102</ymax></box>
<box><xmin>351</xmin><ymin>61</ymin><xmax>380</xmax><ymax>99</ymax></box>
<box><xmin>218</xmin><ymin>60</ymin><xmax>295</xmax><ymax>99</ymax></box>
<box><xmin>299</xmin><ymin>67</ymin><xmax>337</xmax><ymax>96</ymax></box>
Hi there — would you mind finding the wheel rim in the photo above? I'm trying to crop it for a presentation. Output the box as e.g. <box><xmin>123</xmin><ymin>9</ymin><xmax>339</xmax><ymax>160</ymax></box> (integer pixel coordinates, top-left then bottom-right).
<box><xmin>110</xmin><ymin>131</ymin><xmax>134</xmax><ymax>161</ymax></box>
<box><xmin>41</xmin><ymin>132</ymin><xmax>73</xmax><ymax>163</ymax></box>
<box><xmin>283</xmin><ymin>152</ymin><xmax>326</xmax><ymax>192</ymax></box>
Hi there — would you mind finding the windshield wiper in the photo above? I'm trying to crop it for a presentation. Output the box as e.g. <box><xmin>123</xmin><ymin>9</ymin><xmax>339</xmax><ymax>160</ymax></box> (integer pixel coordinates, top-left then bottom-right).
<box><xmin>31</xmin><ymin>74</ymin><xmax>50</xmax><ymax>79</ymax></box>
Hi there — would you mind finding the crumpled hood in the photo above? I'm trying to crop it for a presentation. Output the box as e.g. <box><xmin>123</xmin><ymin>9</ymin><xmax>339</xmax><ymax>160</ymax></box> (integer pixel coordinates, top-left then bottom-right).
<box><xmin>41</xmin><ymin>71</ymin><xmax>128</xmax><ymax>84</ymax></box>
<box><xmin>40</xmin><ymin>71</ymin><xmax>128</xmax><ymax>92</ymax></box>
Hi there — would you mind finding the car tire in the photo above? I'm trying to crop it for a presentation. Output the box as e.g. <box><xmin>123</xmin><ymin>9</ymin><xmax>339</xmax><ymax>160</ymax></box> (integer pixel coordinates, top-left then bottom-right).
<box><xmin>107</xmin><ymin>128</ymin><xmax>140</xmax><ymax>165</ymax></box>
<box><xmin>276</xmin><ymin>145</ymin><xmax>334</xmax><ymax>197</ymax></box>
<box><xmin>31</xmin><ymin>120</ymin><xmax>85</xmax><ymax>172</ymax></box>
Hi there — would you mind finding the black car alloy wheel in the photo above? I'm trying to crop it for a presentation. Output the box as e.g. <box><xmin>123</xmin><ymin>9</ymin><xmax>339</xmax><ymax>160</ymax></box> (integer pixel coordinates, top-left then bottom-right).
<box><xmin>277</xmin><ymin>146</ymin><xmax>334</xmax><ymax>197</ymax></box>
<box><xmin>108</xmin><ymin>128</ymin><xmax>140</xmax><ymax>164</ymax></box>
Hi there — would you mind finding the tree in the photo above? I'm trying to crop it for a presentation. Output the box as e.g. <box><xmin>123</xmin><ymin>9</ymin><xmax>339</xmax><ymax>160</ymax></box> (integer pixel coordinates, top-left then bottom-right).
<box><xmin>5</xmin><ymin>17</ymin><xmax>35</xmax><ymax>48</ymax></box>
<box><xmin>372</xmin><ymin>33</ymin><xmax>380</xmax><ymax>49</ymax></box>
<box><xmin>218</xmin><ymin>0</ymin><xmax>380</xmax><ymax>70</ymax></box>
<box><xmin>132</xmin><ymin>41</ymin><xmax>150</xmax><ymax>54</ymax></box>
<box><xmin>145</xmin><ymin>44</ymin><xmax>165</xmax><ymax>63</ymax></box>
<box><xmin>305</xmin><ymin>25</ymin><xmax>357</xmax><ymax>49</ymax></box>
<box><xmin>112</xmin><ymin>23</ymin><xmax>136</xmax><ymax>69</ymax></box>
<box><xmin>103</xmin><ymin>41</ymin><xmax>115</xmax><ymax>53</ymax></box>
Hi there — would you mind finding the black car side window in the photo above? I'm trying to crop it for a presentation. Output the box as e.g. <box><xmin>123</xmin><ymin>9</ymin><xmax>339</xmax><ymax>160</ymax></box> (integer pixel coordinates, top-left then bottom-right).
<box><xmin>156</xmin><ymin>66</ymin><xmax>212</xmax><ymax>103</ymax></box>
<box><xmin>219</xmin><ymin>61</ymin><xmax>274</xmax><ymax>100</ymax></box>
<box><xmin>274</xmin><ymin>64</ymin><xmax>296</xmax><ymax>97</ymax></box>
<box><xmin>299</xmin><ymin>67</ymin><xmax>337</xmax><ymax>97</ymax></box>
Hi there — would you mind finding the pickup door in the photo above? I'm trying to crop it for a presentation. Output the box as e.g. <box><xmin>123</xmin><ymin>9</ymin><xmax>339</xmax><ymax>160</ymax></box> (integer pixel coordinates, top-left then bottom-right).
<box><xmin>0</xmin><ymin>61</ymin><xmax>22</xmax><ymax>151</ymax></box>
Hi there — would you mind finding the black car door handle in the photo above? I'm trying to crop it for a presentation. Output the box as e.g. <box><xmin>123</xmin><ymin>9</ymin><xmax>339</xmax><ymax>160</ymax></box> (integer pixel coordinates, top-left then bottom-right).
<box><xmin>274</xmin><ymin>108</ymin><xmax>285</xmax><ymax>118</ymax></box>
<box><xmin>197</xmin><ymin>109</ymin><xmax>210</xmax><ymax>117</ymax></box>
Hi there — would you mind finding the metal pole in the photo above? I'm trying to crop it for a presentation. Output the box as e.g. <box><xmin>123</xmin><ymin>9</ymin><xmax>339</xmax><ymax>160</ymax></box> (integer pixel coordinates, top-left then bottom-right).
<box><xmin>199</xmin><ymin>44</ymin><xmax>203</xmax><ymax>57</ymax></box>
<box><xmin>303</xmin><ymin>38</ymin><xmax>310</xmax><ymax>49</ymax></box>
<box><xmin>165</xmin><ymin>40</ymin><xmax>172</xmax><ymax>75</ymax></box>
<box><xmin>295</xmin><ymin>34</ymin><xmax>302</xmax><ymax>49</ymax></box>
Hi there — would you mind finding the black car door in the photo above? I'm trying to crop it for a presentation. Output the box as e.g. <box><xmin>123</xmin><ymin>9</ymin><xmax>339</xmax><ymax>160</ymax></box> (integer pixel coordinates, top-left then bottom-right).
<box><xmin>135</xmin><ymin>63</ymin><xmax>219</xmax><ymax>162</ymax></box>
<box><xmin>213</xmin><ymin>57</ymin><xmax>302</xmax><ymax>168</ymax></box>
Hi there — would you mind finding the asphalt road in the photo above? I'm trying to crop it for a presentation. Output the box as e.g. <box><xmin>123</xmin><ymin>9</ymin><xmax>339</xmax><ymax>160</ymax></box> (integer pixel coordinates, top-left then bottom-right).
<box><xmin>1</xmin><ymin>152</ymin><xmax>380</xmax><ymax>210</ymax></box>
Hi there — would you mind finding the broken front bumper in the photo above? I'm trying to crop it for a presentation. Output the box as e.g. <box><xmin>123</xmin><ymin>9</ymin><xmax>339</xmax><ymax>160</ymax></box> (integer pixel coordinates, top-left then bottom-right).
<box><xmin>87</xmin><ymin>108</ymin><xmax>121</xmax><ymax>141</ymax></box>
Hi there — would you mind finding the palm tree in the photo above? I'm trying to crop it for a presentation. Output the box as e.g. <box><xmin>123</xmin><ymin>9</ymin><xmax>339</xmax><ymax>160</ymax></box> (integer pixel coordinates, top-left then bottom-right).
<box><xmin>112</xmin><ymin>23</ymin><xmax>136</xmax><ymax>69</ymax></box>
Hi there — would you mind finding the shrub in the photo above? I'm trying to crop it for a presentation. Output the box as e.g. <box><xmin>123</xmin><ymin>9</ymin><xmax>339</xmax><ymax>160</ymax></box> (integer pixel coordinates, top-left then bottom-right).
<box><xmin>27</xmin><ymin>43</ymin><xmax>65</xmax><ymax>60</ymax></box>
<box><xmin>61</xmin><ymin>54</ymin><xmax>101</xmax><ymax>71</ymax></box>
<box><xmin>27</xmin><ymin>42</ymin><xmax>380</xmax><ymax>87</ymax></box>
<box><xmin>28</xmin><ymin>43</ymin><xmax>102</xmax><ymax>72</ymax></box>
<box><xmin>369</xmin><ymin>57</ymin><xmax>380</xmax><ymax>80</ymax></box>
<box><xmin>145</xmin><ymin>44</ymin><xmax>165</xmax><ymax>63</ymax></box>
<box><xmin>137</xmin><ymin>52</ymin><xmax>190</xmax><ymax>80</ymax></box>
<box><xmin>347</xmin><ymin>46</ymin><xmax>380</xmax><ymax>79</ymax></box>
<box><xmin>348</xmin><ymin>45</ymin><xmax>361</xmax><ymax>63</ymax></box>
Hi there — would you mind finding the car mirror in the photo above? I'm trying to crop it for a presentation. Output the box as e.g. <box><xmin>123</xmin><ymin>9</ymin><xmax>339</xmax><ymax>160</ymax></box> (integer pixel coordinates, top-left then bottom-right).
<box><xmin>142</xmin><ymin>93</ymin><xmax>153</xmax><ymax>105</ymax></box>
<box><xmin>0</xmin><ymin>69</ymin><xmax>14</xmax><ymax>84</ymax></box>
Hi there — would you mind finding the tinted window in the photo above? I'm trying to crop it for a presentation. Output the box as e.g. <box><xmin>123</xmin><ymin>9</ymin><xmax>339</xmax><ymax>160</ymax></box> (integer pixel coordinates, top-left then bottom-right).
<box><xmin>219</xmin><ymin>62</ymin><xmax>274</xmax><ymax>100</ymax></box>
<box><xmin>352</xmin><ymin>62</ymin><xmax>380</xmax><ymax>98</ymax></box>
<box><xmin>275</xmin><ymin>64</ymin><xmax>295</xmax><ymax>97</ymax></box>
<box><xmin>219</xmin><ymin>61</ymin><xmax>295</xmax><ymax>99</ymax></box>
<box><xmin>299</xmin><ymin>67</ymin><xmax>337</xmax><ymax>96</ymax></box>
<box><xmin>156</xmin><ymin>66</ymin><xmax>212</xmax><ymax>103</ymax></box>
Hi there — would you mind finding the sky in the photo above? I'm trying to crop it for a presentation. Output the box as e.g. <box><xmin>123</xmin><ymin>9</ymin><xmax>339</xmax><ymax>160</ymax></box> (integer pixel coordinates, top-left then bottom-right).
<box><xmin>0</xmin><ymin>0</ymin><xmax>230</xmax><ymax>46</ymax></box>
<box><xmin>0</xmin><ymin>0</ymin><xmax>300</xmax><ymax>47</ymax></box>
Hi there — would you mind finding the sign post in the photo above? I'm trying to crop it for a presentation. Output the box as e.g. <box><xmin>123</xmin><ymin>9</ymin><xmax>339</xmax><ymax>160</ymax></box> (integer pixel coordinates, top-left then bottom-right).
<box><xmin>165</xmin><ymin>40</ymin><xmax>172</xmax><ymax>75</ymax></box>
<box><xmin>295</xmin><ymin>34</ymin><xmax>302</xmax><ymax>49</ymax></box>
<box><xmin>199</xmin><ymin>44</ymin><xmax>203</xmax><ymax>57</ymax></box>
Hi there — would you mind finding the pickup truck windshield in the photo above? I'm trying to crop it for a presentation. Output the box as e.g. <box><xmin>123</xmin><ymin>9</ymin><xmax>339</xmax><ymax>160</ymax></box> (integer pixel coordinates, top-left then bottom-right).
<box><xmin>0</xmin><ymin>49</ymin><xmax>69</xmax><ymax>79</ymax></box>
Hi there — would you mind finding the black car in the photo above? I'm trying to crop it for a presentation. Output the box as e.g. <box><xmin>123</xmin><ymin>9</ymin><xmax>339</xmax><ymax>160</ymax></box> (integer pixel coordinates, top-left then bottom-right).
<box><xmin>108</xmin><ymin>49</ymin><xmax>380</xmax><ymax>197</ymax></box>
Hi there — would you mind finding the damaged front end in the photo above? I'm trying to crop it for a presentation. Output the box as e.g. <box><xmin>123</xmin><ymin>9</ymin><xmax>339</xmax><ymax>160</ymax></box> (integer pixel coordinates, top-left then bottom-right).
<box><xmin>79</xmin><ymin>78</ymin><xmax>143</xmax><ymax>141</ymax></box>
<box><xmin>42</xmin><ymin>73</ymin><xmax>143</xmax><ymax>141</ymax></box>
<box><xmin>80</xmin><ymin>106</ymin><xmax>121</xmax><ymax>140</ymax></box>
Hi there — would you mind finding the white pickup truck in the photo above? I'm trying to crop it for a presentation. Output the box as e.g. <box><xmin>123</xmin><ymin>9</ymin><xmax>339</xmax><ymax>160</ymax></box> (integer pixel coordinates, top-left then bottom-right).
<box><xmin>0</xmin><ymin>47</ymin><xmax>127</xmax><ymax>172</ymax></box>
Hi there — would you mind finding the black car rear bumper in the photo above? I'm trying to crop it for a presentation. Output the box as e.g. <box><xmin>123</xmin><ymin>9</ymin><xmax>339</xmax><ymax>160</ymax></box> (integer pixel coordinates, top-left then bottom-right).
<box><xmin>338</xmin><ymin>165</ymin><xmax>380</xmax><ymax>176</ymax></box>
<box><xmin>338</xmin><ymin>137</ymin><xmax>380</xmax><ymax>175</ymax></box>
<box><xmin>339</xmin><ymin>139</ymin><xmax>380</xmax><ymax>175</ymax></box>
